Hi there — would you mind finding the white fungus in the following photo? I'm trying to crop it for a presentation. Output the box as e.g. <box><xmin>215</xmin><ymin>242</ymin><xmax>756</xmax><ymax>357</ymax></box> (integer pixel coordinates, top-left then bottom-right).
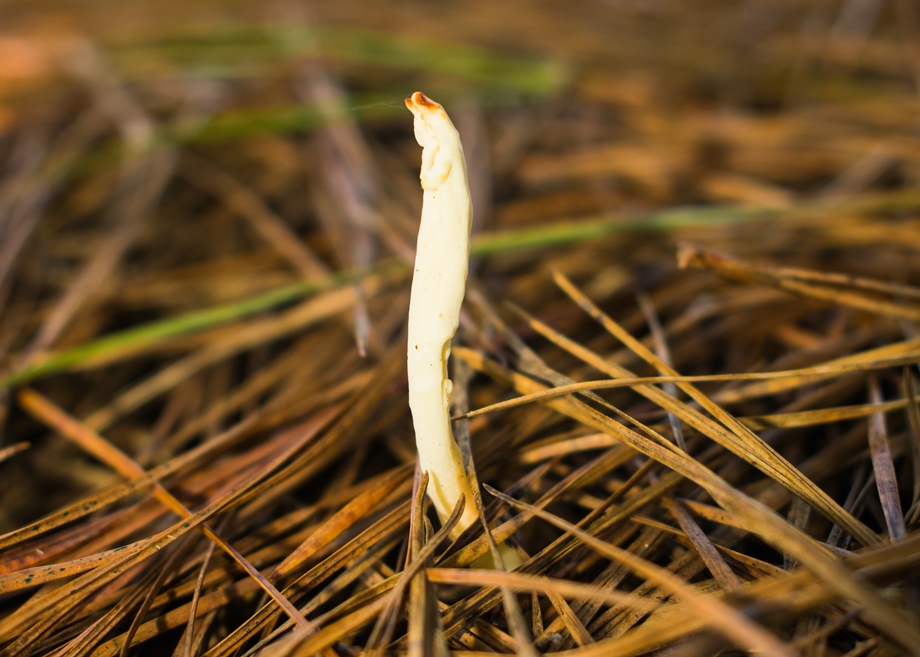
<box><xmin>405</xmin><ymin>91</ymin><xmax>480</xmax><ymax>539</ymax></box>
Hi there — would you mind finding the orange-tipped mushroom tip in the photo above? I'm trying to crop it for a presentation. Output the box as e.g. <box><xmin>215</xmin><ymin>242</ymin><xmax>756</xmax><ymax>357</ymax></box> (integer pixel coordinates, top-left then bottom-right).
<box><xmin>406</xmin><ymin>91</ymin><xmax>441</xmax><ymax>112</ymax></box>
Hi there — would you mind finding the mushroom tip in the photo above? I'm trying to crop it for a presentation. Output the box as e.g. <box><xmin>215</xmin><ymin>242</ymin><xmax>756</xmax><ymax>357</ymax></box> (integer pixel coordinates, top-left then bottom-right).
<box><xmin>406</xmin><ymin>91</ymin><xmax>441</xmax><ymax>113</ymax></box>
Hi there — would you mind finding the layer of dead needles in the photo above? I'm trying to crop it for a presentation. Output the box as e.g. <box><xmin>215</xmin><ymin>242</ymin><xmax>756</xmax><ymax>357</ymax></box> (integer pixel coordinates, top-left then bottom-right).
<box><xmin>2</xmin><ymin>1</ymin><xmax>920</xmax><ymax>655</ymax></box>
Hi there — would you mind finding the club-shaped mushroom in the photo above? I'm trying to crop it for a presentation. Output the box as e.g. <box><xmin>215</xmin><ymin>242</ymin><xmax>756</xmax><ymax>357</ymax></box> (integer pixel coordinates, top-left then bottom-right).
<box><xmin>405</xmin><ymin>91</ymin><xmax>480</xmax><ymax>539</ymax></box>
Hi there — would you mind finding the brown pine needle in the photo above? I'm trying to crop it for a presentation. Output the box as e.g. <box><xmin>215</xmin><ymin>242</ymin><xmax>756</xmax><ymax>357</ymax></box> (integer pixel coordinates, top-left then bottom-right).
<box><xmin>551</xmin><ymin>270</ymin><xmax>877</xmax><ymax>547</ymax></box>
<box><xmin>272</xmin><ymin>465</ymin><xmax>411</xmax><ymax>579</ymax></box>
<box><xmin>867</xmin><ymin>377</ymin><xmax>907</xmax><ymax>541</ymax></box>
<box><xmin>486</xmin><ymin>485</ymin><xmax>797</xmax><ymax>657</ymax></box>
<box><xmin>0</xmin><ymin>442</ymin><xmax>29</xmax><ymax>464</ymax></box>
<box><xmin>679</xmin><ymin>244</ymin><xmax>920</xmax><ymax>322</ymax></box>
<box><xmin>15</xmin><ymin>388</ymin><xmax>314</xmax><ymax>632</ymax></box>
<box><xmin>457</xmin><ymin>347</ymin><xmax>920</xmax><ymax>650</ymax></box>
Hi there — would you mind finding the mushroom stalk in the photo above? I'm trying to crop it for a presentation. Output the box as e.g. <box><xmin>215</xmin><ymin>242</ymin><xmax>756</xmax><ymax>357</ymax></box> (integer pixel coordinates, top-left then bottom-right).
<box><xmin>405</xmin><ymin>91</ymin><xmax>480</xmax><ymax>539</ymax></box>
